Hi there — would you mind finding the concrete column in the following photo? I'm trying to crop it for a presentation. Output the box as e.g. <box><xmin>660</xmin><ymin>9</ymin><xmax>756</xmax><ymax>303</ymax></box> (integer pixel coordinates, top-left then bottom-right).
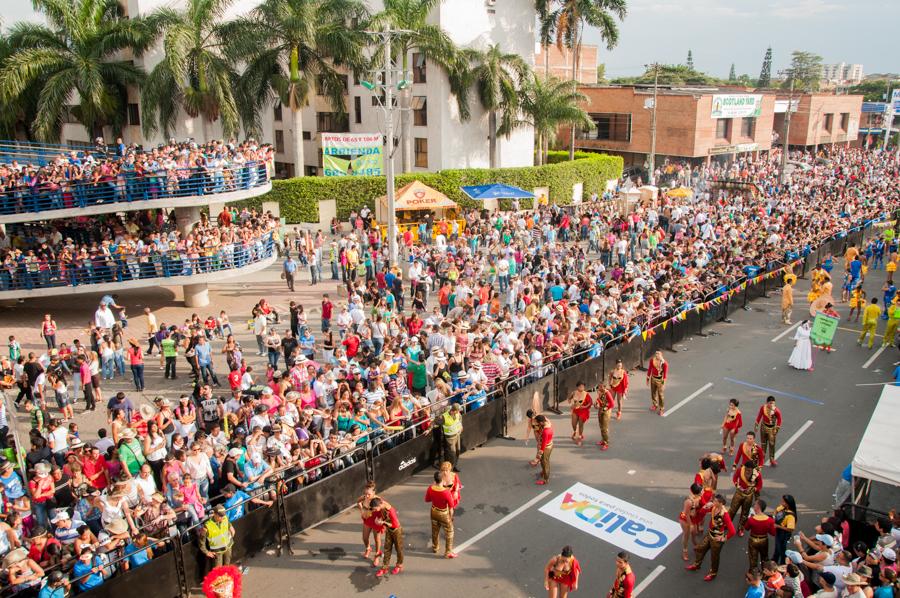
<box><xmin>175</xmin><ymin>206</ymin><xmax>202</xmax><ymax>236</ymax></box>
<box><xmin>183</xmin><ymin>283</ymin><xmax>209</xmax><ymax>307</ymax></box>
<box><xmin>208</xmin><ymin>201</ymin><xmax>225</xmax><ymax>223</ymax></box>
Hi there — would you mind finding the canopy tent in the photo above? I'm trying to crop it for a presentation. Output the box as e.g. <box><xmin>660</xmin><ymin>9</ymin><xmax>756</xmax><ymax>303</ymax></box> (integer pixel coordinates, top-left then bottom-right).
<box><xmin>377</xmin><ymin>180</ymin><xmax>457</xmax><ymax>212</ymax></box>
<box><xmin>666</xmin><ymin>186</ymin><xmax>693</xmax><ymax>198</ymax></box>
<box><xmin>460</xmin><ymin>183</ymin><xmax>535</xmax><ymax>200</ymax></box>
<box><xmin>851</xmin><ymin>384</ymin><xmax>900</xmax><ymax>490</ymax></box>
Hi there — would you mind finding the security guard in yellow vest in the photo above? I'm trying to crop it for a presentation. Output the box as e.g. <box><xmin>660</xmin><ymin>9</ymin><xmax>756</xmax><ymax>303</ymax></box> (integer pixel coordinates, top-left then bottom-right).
<box><xmin>202</xmin><ymin>504</ymin><xmax>235</xmax><ymax>569</ymax></box>
<box><xmin>441</xmin><ymin>404</ymin><xmax>463</xmax><ymax>472</ymax></box>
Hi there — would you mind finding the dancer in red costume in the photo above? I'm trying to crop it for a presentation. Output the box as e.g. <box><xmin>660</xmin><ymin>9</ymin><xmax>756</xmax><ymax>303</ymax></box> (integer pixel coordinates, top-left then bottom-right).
<box><xmin>721</xmin><ymin>399</ymin><xmax>743</xmax><ymax>455</ymax></box>
<box><xmin>544</xmin><ymin>545</ymin><xmax>581</xmax><ymax>597</ymax></box>
<box><xmin>568</xmin><ymin>381</ymin><xmax>592</xmax><ymax>446</ymax></box>
<box><xmin>608</xmin><ymin>360</ymin><xmax>628</xmax><ymax>420</ymax></box>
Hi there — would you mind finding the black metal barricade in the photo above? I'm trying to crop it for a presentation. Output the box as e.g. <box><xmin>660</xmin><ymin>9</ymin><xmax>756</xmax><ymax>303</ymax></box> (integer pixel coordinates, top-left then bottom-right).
<box><xmin>283</xmin><ymin>460</ymin><xmax>370</xmax><ymax>534</ymax></box>
<box><xmin>372</xmin><ymin>430</ymin><xmax>437</xmax><ymax>489</ymax></box>
<box><xmin>504</xmin><ymin>374</ymin><xmax>556</xmax><ymax>439</ymax></box>
<box><xmin>80</xmin><ymin>549</ymin><xmax>182</xmax><ymax>598</ymax></box>
<box><xmin>556</xmin><ymin>354</ymin><xmax>604</xmax><ymax>403</ymax></box>
<box><xmin>461</xmin><ymin>398</ymin><xmax>505</xmax><ymax>452</ymax></box>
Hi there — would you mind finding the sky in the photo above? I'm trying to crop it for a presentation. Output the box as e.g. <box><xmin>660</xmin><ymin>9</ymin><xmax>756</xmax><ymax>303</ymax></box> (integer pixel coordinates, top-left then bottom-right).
<box><xmin>4</xmin><ymin>0</ymin><xmax>898</xmax><ymax>79</ymax></box>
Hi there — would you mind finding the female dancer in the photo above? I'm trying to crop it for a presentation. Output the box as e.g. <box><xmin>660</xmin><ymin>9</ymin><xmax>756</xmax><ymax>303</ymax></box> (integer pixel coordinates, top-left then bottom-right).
<box><xmin>679</xmin><ymin>483</ymin><xmax>706</xmax><ymax>561</ymax></box>
<box><xmin>721</xmin><ymin>399</ymin><xmax>743</xmax><ymax>455</ymax></box>
<box><xmin>608</xmin><ymin>360</ymin><xmax>628</xmax><ymax>421</ymax></box>
<box><xmin>440</xmin><ymin>461</ymin><xmax>461</xmax><ymax>508</ymax></box>
<box><xmin>568</xmin><ymin>382</ymin><xmax>592</xmax><ymax>446</ymax></box>
<box><xmin>356</xmin><ymin>481</ymin><xmax>384</xmax><ymax>566</ymax></box>
<box><xmin>544</xmin><ymin>545</ymin><xmax>581</xmax><ymax>597</ymax></box>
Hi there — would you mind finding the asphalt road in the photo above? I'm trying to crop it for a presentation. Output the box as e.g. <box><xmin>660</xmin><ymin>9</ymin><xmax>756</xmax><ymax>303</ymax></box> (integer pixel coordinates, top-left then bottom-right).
<box><xmin>237</xmin><ymin>261</ymin><xmax>899</xmax><ymax>598</ymax></box>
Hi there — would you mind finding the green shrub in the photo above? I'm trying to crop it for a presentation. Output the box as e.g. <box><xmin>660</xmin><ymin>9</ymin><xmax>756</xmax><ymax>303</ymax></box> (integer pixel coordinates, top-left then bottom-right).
<box><xmin>544</xmin><ymin>150</ymin><xmax>596</xmax><ymax>164</ymax></box>
<box><xmin>246</xmin><ymin>154</ymin><xmax>622</xmax><ymax>222</ymax></box>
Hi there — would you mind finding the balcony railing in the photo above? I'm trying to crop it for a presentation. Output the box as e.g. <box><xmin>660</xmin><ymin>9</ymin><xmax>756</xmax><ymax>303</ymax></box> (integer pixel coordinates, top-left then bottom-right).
<box><xmin>0</xmin><ymin>234</ymin><xmax>275</xmax><ymax>292</ymax></box>
<box><xmin>0</xmin><ymin>161</ymin><xmax>270</xmax><ymax>216</ymax></box>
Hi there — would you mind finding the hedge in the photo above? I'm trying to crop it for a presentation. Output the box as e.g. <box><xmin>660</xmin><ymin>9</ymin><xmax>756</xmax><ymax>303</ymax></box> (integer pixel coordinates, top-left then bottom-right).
<box><xmin>544</xmin><ymin>150</ymin><xmax>596</xmax><ymax>164</ymax></box>
<box><xmin>246</xmin><ymin>153</ymin><xmax>622</xmax><ymax>223</ymax></box>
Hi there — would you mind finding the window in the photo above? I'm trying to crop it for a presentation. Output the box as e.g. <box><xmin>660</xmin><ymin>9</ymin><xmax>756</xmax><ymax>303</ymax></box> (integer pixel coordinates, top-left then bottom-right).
<box><xmin>304</xmin><ymin>165</ymin><xmax>319</xmax><ymax>176</ymax></box>
<box><xmin>715</xmin><ymin>118</ymin><xmax>731</xmax><ymax>139</ymax></box>
<box><xmin>274</xmin><ymin>104</ymin><xmax>283</xmax><ymax>121</ymax></box>
<box><xmin>582</xmin><ymin>113</ymin><xmax>631</xmax><ymax>142</ymax></box>
<box><xmin>354</xmin><ymin>96</ymin><xmax>362</xmax><ymax>124</ymax></box>
<box><xmin>840</xmin><ymin>112</ymin><xmax>850</xmax><ymax>131</ymax></box>
<box><xmin>823</xmin><ymin>113</ymin><xmax>833</xmax><ymax>133</ymax></box>
<box><xmin>371</xmin><ymin>94</ymin><xmax>397</xmax><ymax>108</ymax></box>
<box><xmin>316</xmin><ymin>74</ymin><xmax>349</xmax><ymax>96</ymax></box>
<box><xmin>412</xmin><ymin>53</ymin><xmax>426</xmax><ymax>83</ymax></box>
<box><xmin>353</xmin><ymin>71</ymin><xmax>360</xmax><ymax>86</ymax></box>
<box><xmin>62</xmin><ymin>105</ymin><xmax>78</xmax><ymax>124</ymax></box>
<box><xmin>126</xmin><ymin>103</ymin><xmax>140</xmax><ymax>126</ymax></box>
<box><xmin>413</xmin><ymin>96</ymin><xmax>427</xmax><ymax>126</ymax></box>
<box><xmin>274</xmin><ymin>161</ymin><xmax>293</xmax><ymax>178</ymax></box>
<box><xmin>316</xmin><ymin>112</ymin><xmax>349</xmax><ymax>133</ymax></box>
<box><xmin>414</xmin><ymin>137</ymin><xmax>428</xmax><ymax>168</ymax></box>
<box><xmin>302</xmin><ymin>131</ymin><xmax>312</xmax><ymax>141</ymax></box>
<box><xmin>274</xmin><ymin>130</ymin><xmax>284</xmax><ymax>153</ymax></box>
<box><xmin>740</xmin><ymin>117</ymin><xmax>755</xmax><ymax>138</ymax></box>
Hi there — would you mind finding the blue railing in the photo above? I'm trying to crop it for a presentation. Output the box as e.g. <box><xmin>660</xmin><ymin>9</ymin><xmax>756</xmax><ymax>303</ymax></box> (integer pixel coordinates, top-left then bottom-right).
<box><xmin>0</xmin><ymin>234</ymin><xmax>275</xmax><ymax>292</ymax></box>
<box><xmin>0</xmin><ymin>139</ymin><xmax>106</xmax><ymax>167</ymax></box>
<box><xmin>0</xmin><ymin>161</ymin><xmax>270</xmax><ymax>216</ymax></box>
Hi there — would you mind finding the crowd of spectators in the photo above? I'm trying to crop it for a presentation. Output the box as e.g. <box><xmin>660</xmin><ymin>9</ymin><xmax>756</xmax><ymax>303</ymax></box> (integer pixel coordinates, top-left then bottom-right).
<box><xmin>0</xmin><ymin>207</ymin><xmax>279</xmax><ymax>291</ymax></box>
<box><xmin>0</xmin><ymin>139</ymin><xmax>273</xmax><ymax>215</ymax></box>
<box><xmin>0</xmin><ymin>147</ymin><xmax>897</xmax><ymax>595</ymax></box>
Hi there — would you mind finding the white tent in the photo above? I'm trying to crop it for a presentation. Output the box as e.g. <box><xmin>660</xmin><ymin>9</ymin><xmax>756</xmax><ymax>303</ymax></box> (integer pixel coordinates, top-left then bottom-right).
<box><xmin>851</xmin><ymin>384</ymin><xmax>900</xmax><ymax>488</ymax></box>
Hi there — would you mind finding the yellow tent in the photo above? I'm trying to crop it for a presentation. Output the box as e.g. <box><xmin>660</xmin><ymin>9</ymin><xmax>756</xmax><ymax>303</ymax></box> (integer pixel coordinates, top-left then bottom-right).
<box><xmin>667</xmin><ymin>186</ymin><xmax>693</xmax><ymax>198</ymax></box>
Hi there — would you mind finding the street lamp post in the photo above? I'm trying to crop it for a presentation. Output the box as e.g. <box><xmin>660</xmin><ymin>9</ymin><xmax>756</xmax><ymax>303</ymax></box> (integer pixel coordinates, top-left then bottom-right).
<box><xmin>362</xmin><ymin>28</ymin><xmax>411</xmax><ymax>268</ymax></box>
<box><xmin>779</xmin><ymin>73</ymin><xmax>795</xmax><ymax>184</ymax></box>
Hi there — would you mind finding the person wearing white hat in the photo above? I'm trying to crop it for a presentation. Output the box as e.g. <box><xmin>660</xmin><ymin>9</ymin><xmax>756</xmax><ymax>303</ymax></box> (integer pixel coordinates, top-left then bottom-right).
<box><xmin>4</xmin><ymin>547</ymin><xmax>43</xmax><ymax>593</ymax></box>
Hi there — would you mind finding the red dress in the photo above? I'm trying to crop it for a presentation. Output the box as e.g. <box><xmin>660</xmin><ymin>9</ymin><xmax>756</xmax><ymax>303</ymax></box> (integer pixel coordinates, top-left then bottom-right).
<box><xmin>610</xmin><ymin>370</ymin><xmax>629</xmax><ymax>395</ymax></box>
<box><xmin>572</xmin><ymin>392</ymin><xmax>592</xmax><ymax>422</ymax></box>
<box><xmin>549</xmin><ymin>556</ymin><xmax>581</xmax><ymax>591</ymax></box>
<box><xmin>722</xmin><ymin>408</ymin><xmax>743</xmax><ymax>431</ymax></box>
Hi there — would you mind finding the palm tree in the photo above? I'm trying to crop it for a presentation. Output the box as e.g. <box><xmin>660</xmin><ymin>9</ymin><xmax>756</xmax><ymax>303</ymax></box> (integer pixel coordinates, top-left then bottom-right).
<box><xmin>555</xmin><ymin>0</ymin><xmax>626</xmax><ymax>159</ymax></box>
<box><xmin>514</xmin><ymin>74</ymin><xmax>593</xmax><ymax>166</ymax></box>
<box><xmin>0</xmin><ymin>0</ymin><xmax>157</xmax><ymax>142</ymax></box>
<box><xmin>230</xmin><ymin>0</ymin><xmax>369</xmax><ymax>177</ymax></box>
<box><xmin>141</xmin><ymin>0</ymin><xmax>242</xmax><ymax>142</ymax></box>
<box><xmin>463</xmin><ymin>45</ymin><xmax>529</xmax><ymax>169</ymax></box>
<box><xmin>371</xmin><ymin>0</ymin><xmax>463</xmax><ymax>173</ymax></box>
<box><xmin>536</xmin><ymin>0</ymin><xmax>559</xmax><ymax>78</ymax></box>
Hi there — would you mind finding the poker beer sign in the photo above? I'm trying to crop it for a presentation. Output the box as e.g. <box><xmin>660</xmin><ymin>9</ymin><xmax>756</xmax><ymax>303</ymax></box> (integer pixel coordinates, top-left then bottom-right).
<box><xmin>539</xmin><ymin>483</ymin><xmax>681</xmax><ymax>559</ymax></box>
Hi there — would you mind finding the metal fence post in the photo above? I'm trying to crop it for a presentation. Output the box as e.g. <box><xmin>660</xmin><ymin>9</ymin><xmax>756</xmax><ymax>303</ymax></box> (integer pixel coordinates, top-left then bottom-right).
<box><xmin>275</xmin><ymin>488</ymin><xmax>293</xmax><ymax>557</ymax></box>
<box><xmin>171</xmin><ymin>529</ymin><xmax>190</xmax><ymax>598</ymax></box>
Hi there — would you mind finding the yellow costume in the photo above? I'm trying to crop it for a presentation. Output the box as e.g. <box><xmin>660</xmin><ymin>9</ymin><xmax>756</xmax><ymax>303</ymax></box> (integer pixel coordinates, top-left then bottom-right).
<box><xmin>849</xmin><ymin>288</ymin><xmax>864</xmax><ymax>309</ymax></box>
<box><xmin>858</xmin><ymin>303</ymin><xmax>882</xmax><ymax>349</ymax></box>
<box><xmin>884</xmin><ymin>304</ymin><xmax>900</xmax><ymax>348</ymax></box>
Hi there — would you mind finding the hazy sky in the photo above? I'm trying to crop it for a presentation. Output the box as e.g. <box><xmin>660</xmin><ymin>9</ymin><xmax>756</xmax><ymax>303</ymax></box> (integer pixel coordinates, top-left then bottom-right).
<box><xmin>5</xmin><ymin>0</ymin><xmax>897</xmax><ymax>78</ymax></box>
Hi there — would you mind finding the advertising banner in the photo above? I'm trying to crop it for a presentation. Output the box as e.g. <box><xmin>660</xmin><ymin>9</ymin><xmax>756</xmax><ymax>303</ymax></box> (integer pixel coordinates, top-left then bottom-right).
<box><xmin>711</xmin><ymin>94</ymin><xmax>763</xmax><ymax>119</ymax></box>
<box><xmin>538</xmin><ymin>482</ymin><xmax>681</xmax><ymax>559</ymax></box>
<box><xmin>321</xmin><ymin>132</ymin><xmax>383</xmax><ymax>176</ymax></box>
<box><xmin>892</xmin><ymin>89</ymin><xmax>900</xmax><ymax>116</ymax></box>
<box><xmin>810</xmin><ymin>312</ymin><xmax>839</xmax><ymax>346</ymax></box>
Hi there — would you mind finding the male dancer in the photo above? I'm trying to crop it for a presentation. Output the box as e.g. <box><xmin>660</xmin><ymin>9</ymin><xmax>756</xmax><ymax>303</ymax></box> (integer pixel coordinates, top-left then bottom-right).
<box><xmin>754</xmin><ymin>397</ymin><xmax>782</xmax><ymax>467</ymax></box>
<box><xmin>607</xmin><ymin>551</ymin><xmax>635</xmax><ymax>598</ymax></box>
<box><xmin>733</xmin><ymin>431</ymin><xmax>764</xmax><ymax>471</ymax></box>
<box><xmin>730</xmin><ymin>460</ymin><xmax>763</xmax><ymax>535</ymax></box>
<box><xmin>372</xmin><ymin>498</ymin><xmax>404</xmax><ymax>577</ymax></box>
<box><xmin>425</xmin><ymin>471</ymin><xmax>458</xmax><ymax>558</ymax></box>
<box><xmin>595</xmin><ymin>383</ymin><xmax>615</xmax><ymax>451</ymax></box>
<box><xmin>744</xmin><ymin>498</ymin><xmax>775</xmax><ymax>572</ymax></box>
<box><xmin>530</xmin><ymin>415</ymin><xmax>553</xmax><ymax>485</ymax></box>
<box><xmin>686</xmin><ymin>494</ymin><xmax>736</xmax><ymax>582</ymax></box>
<box><xmin>646</xmin><ymin>351</ymin><xmax>668</xmax><ymax>415</ymax></box>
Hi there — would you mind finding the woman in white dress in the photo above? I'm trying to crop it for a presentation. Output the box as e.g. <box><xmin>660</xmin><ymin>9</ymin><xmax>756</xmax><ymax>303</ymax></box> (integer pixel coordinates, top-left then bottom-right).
<box><xmin>788</xmin><ymin>320</ymin><xmax>813</xmax><ymax>371</ymax></box>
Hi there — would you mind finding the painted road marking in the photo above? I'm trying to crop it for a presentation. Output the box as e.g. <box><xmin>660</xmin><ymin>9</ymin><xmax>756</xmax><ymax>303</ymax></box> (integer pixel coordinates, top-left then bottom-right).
<box><xmin>775</xmin><ymin>420</ymin><xmax>814</xmax><ymax>460</ymax></box>
<box><xmin>723</xmin><ymin>377</ymin><xmax>824</xmax><ymax>406</ymax></box>
<box><xmin>837</xmin><ymin>326</ymin><xmax>882</xmax><ymax>338</ymax></box>
<box><xmin>454</xmin><ymin>490</ymin><xmax>552</xmax><ymax>554</ymax></box>
<box><xmin>634</xmin><ymin>565</ymin><xmax>666</xmax><ymax>597</ymax></box>
<box><xmin>663</xmin><ymin>382</ymin><xmax>713</xmax><ymax>417</ymax></box>
<box><xmin>771</xmin><ymin>321</ymin><xmax>802</xmax><ymax>343</ymax></box>
<box><xmin>862</xmin><ymin>346</ymin><xmax>887</xmax><ymax>369</ymax></box>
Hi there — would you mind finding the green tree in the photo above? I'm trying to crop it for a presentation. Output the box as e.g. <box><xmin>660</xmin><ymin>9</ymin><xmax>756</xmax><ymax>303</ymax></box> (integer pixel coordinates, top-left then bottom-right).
<box><xmin>512</xmin><ymin>74</ymin><xmax>594</xmax><ymax>166</ymax></box>
<box><xmin>848</xmin><ymin>79</ymin><xmax>893</xmax><ymax>102</ymax></box>
<box><xmin>231</xmin><ymin>0</ymin><xmax>369</xmax><ymax>177</ymax></box>
<box><xmin>461</xmin><ymin>45</ymin><xmax>529</xmax><ymax>169</ymax></box>
<box><xmin>371</xmin><ymin>0</ymin><xmax>465</xmax><ymax>173</ymax></box>
<box><xmin>0</xmin><ymin>0</ymin><xmax>158</xmax><ymax>141</ymax></box>
<box><xmin>536</xmin><ymin>0</ymin><xmax>559</xmax><ymax>78</ymax></box>
<box><xmin>611</xmin><ymin>64</ymin><xmax>724</xmax><ymax>86</ymax></box>
<box><xmin>728</xmin><ymin>63</ymin><xmax>736</xmax><ymax>82</ymax></box>
<box><xmin>783</xmin><ymin>50</ymin><xmax>822</xmax><ymax>91</ymax></box>
<box><xmin>596</xmin><ymin>62</ymin><xmax>606</xmax><ymax>83</ymax></box>
<box><xmin>758</xmin><ymin>46</ymin><xmax>772</xmax><ymax>88</ymax></box>
<box><xmin>555</xmin><ymin>0</ymin><xmax>627</xmax><ymax>159</ymax></box>
<box><xmin>141</xmin><ymin>0</ymin><xmax>243</xmax><ymax>141</ymax></box>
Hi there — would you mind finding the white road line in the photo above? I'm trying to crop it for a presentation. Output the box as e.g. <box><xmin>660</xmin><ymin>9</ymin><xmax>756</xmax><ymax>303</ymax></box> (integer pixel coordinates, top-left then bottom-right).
<box><xmin>771</xmin><ymin>321</ymin><xmax>801</xmax><ymax>343</ymax></box>
<box><xmin>662</xmin><ymin>383</ymin><xmax>713</xmax><ymax>418</ymax></box>
<box><xmin>454</xmin><ymin>490</ymin><xmax>552</xmax><ymax>554</ymax></box>
<box><xmin>862</xmin><ymin>346</ymin><xmax>887</xmax><ymax>369</ymax></box>
<box><xmin>633</xmin><ymin>565</ymin><xmax>666</xmax><ymax>597</ymax></box>
<box><xmin>775</xmin><ymin>420</ymin><xmax>814</xmax><ymax>460</ymax></box>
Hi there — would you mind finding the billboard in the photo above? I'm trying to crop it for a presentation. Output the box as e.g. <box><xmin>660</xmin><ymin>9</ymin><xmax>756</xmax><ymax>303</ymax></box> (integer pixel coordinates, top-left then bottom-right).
<box><xmin>892</xmin><ymin>89</ymin><xmax>900</xmax><ymax>116</ymax></box>
<box><xmin>321</xmin><ymin>133</ymin><xmax>383</xmax><ymax>177</ymax></box>
<box><xmin>711</xmin><ymin>94</ymin><xmax>763</xmax><ymax>119</ymax></box>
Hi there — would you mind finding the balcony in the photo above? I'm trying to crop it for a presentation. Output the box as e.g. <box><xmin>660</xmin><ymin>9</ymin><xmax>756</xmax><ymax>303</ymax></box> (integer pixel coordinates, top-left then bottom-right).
<box><xmin>0</xmin><ymin>233</ymin><xmax>277</xmax><ymax>301</ymax></box>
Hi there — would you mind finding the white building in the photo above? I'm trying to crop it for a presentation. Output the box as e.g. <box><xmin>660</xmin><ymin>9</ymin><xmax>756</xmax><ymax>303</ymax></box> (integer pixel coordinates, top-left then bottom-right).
<box><xmin>821</xmin><ymin>63</ymin><xmax>864</xmax><ymax>86</ymax></box>
<box><xmin>60</xmin><ymin>0</ymin><xmax>536</xmax><ymax>176</ymax></box>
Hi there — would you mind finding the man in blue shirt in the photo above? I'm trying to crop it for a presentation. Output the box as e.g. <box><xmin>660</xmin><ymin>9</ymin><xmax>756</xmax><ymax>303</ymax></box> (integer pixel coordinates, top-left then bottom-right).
<box><xmin>124</xmin><ymin>533</ymin><xmax>153</xmax><ymax>569</ymax></box>
<box><xmin>194</xmin><ymin>336</ymin><xmax>220</xmax><ymax>387</ymax></box>
<box><xmin>72</xmin><ymin>549</ymin><xmax>104</xmax><ymax>591</ymax></box>
<box><xmin>744</xmin><ymin>568</ymin><xmax>764</xmax><ymax>598</ymax></box>
<box><xmin>221</xmin><ymin>483</ymin><xmax>251</xmax><ymax>520</ymax></box>
<box><xmin>38</xmin><ymin>571</ymin><xmax>69</xmax><ymax>598</ymax></box>
<box><xmin>282</xmin><ymin>255</ymin><xmax>297</xmax><ymax>292</ymax></box>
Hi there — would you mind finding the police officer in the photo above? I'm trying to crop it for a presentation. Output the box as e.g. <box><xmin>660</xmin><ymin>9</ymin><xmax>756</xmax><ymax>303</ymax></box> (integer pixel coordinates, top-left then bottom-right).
<box><xmin>201</xmin><ymin>504</ymin><xmax>235</xmax><ymax>569</ymax></box>
<box><xmin>440</xmin><ymin>404</ymin><xmax>463</xmax><ymax>472</ymax></box>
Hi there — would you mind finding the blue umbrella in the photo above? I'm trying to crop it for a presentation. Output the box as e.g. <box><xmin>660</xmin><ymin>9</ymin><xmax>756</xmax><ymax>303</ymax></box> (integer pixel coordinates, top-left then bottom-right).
<box><xmin>460</xmin><ymin>183</ymin><xmax>535</xmax><ymax>200</ymax></box>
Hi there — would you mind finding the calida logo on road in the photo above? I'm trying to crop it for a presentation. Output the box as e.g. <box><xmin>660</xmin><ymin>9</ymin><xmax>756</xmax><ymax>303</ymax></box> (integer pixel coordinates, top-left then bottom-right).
<box><xmin>559</xmin><ymin>491</ymin><xmax>667</xmax><ymax>549</ymax></box>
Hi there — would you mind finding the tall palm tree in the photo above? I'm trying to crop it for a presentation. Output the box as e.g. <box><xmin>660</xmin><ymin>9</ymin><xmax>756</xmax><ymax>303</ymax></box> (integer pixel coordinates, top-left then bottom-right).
<box><xmin>371</xmin><ymin>0</ymin><xmax>463</xmax><ymax>173</ymax></box>
<box><xmin>536</xmin><ymin>0</ymin><xmax>559</xmax><ymax>78</ymax></box>
<box><xmin>555</xmin><ymin>0</ymin><xmax>626</xmax><ymax>159</ymax></box>
<box><xmin>0</xmin><ymin>0</ymin><xmax>157</xmax><ymax>141</ymax></box>
<box><xmin>230</xmin><ymin>0</ymin><xmax>369</xmax><ymax>177</ymax></box>
<box><xmin>514</xmin><ymin>74</ymin><xmax>593</xmax><ymax>166</ymax></box>
<box><xmin>141</xmin><ymin>0</ymin><xmax>242</xmax><ymax>142</ymax></box>
<box><xmin>462</xmin><ymin>45</ymin><xmax>529</xmax><ymax>169</ymax></box>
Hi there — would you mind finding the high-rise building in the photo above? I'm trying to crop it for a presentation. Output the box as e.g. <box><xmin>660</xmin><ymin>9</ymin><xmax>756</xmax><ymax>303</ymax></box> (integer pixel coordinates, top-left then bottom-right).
<box><xmin>821</xmin><ymin>63</ymin><xmax>864</xmax><ymax>85</ymax></box>
<box><xmin>59</xmin><ymin>0</ymin><xmax>537</xmax><ymax>176</ymax></box>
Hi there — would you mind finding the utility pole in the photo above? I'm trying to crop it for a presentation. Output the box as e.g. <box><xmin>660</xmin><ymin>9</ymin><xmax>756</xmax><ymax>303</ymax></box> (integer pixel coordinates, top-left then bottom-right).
<box><xmin>646</xmin><ymin>63</ymin><xmax>660</xmax><ymax>185</ymax></box>
<box><xmin>780</xmin><ymin>74</ymin><xmax>795</xmax><ymax>184</ymax></box>
<box><xmin>363</xmin><ymin>28</ymin><xmax>411</xmax><ymax>267</ymax></box>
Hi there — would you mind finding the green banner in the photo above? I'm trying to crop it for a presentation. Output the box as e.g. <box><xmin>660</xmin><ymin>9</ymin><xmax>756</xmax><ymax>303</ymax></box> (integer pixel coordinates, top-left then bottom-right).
<box><xmin>810</xmin><ymin>312</ymin><xmax>839</xmax><ymax>346</ymax></box>
<box><xmin>321</xmin><ymin>132</ymin><xmax>383</xmax><ymax>177</ymax></box>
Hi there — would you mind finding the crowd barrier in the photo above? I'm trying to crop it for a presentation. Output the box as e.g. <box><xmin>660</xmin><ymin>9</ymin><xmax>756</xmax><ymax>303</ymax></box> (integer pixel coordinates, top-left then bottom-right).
<box><xmin>74</xmin><ymin>212</ymin><xmax>894</xmax><ymax>598</ymax></box>
<box><xmin>0</xmin><ymin>161</ymin><xmax>270</xmax><ymax>216</ymax></box>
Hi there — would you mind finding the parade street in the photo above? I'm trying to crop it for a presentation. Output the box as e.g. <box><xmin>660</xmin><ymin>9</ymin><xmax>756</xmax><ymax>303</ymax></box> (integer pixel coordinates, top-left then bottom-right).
<box><xmin>235</xmin><ymin>259</ymin><xmax>899</xmax><ymax>597</ymax></box>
